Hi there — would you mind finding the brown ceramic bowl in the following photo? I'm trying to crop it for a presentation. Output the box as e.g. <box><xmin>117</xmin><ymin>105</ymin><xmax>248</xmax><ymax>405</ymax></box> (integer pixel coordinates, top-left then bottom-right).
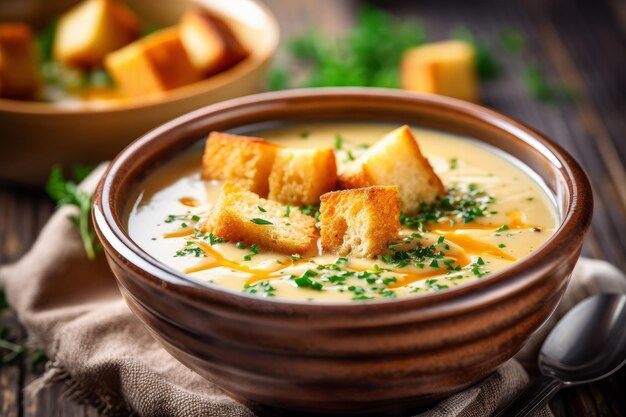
<box><xmin>93</xmin><ymin>88</ymin><xmax>593</xmax><ymax>416</ymax></box>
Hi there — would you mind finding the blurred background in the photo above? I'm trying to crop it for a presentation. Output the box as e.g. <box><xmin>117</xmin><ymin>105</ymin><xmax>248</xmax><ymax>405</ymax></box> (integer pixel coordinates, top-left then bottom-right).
<box><xmin>0</xmin><ymin>0</ymin><xmax>625</xmax><ymax>415</ymax></box>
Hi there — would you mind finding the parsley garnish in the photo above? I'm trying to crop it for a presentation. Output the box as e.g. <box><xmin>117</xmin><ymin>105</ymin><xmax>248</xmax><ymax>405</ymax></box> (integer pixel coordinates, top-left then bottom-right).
<box><xmin>299</xmin><ymin>204</ymin><xmax>321</xmax><ymax>221</ymax></box>
<box><xmin>250</xmin><ymin>218</ymin><xmax>273</xmax><ymax>225</ymax></box>
<box><xmin>291</xmin><ymin>270</ymin><xmax>323</xmax><ymax>290</ymax></box>
<box><xmin>334</xmin><ymin>134</ymin><xmax>344</xmax><ymax>150</ymax></box>
<box><xmin>243</xmin><ymin>244</ymin><xmax>259</xmax><ymax>261</ymax></box>
<box><xmin>175</xmin><ymin>246</ymin><xmax>206</xmax><ymax>257</ymax></box>
<box><xmin>195</xmin><ymin>231</ymin><xmax>226</xmax><ymax>245</ymax></box>
<box><xmin>401</xmin><ymin>184</ymin><xmax>495</xmax><ymax>230</ymax></box>
<box><xmin>244</xmin><ymin>280</ymin><xmax>276</xmax><ymax>297</ymax></box>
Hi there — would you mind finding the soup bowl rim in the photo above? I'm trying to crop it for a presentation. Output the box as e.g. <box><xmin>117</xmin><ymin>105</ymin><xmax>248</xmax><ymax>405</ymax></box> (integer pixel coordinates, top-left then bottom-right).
<box><xmin>93</xmin><ymin>87</ymin><xmax>593</xmax><ymax>313</ymax></box>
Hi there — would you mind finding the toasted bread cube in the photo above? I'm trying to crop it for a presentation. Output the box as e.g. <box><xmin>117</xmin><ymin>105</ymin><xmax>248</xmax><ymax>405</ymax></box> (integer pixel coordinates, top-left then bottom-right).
<box><xmin>400</xmin><ymin>40</ymin><xmax>478</xmax><ymax>102</ymax></box>
<box><xmin>180</xmin><ymin>8</ymin><xmax>248</xmax><ymax>76</ymax></box>
<box><xmin>202</xmin><ymin>132</ymin><xmax>280</xmax><ymax>197</ymax></box>
<box><xmin>202</xmin><ymin>182</ymin><xmax>318</xmax><ymax>255</ymax></box>
<box><xmin>338</xmin><ymin>125</ymin><xmax>444</xmax><ymax>215</ymax></box>
<box><xmin>54</xmin><ymin>0</ymin><xmax>140</xmax><ymax>68</ymax></box>
<box><xmin>104</xmin><ymin>27</ymin><xmax>201</xmax><ymax>96</ymax></box>
<box><xmin>0</xmin><ymin>24</ymin><xmax>39</xmax><ymax>100</ymax></box>
<box><xmin>319</xmin><ymin>186</ymin><xmax>400</xmax><ymax>258</ymax></box>
<box><xmin>268</xmin><ymin>148</ymin><xmax>337</xmax><ymax>206</ymax></box>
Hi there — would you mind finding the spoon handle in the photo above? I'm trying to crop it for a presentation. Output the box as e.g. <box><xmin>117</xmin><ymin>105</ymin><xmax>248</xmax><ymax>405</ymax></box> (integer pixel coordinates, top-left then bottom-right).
<box><xmin>493</xmin><ymin>375</ymin><xmax>563</xmax><ymax>417</ymax></box>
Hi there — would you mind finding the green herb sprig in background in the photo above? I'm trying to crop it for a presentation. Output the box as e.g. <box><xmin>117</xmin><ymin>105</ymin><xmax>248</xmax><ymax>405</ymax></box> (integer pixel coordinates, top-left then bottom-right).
<box><xmin>270</xmin><ymin>6</ymin><xmax>426</xmax><ymax>90</ymax></box>
<box><xmin>46</xmin><ymin>165</ymin><xmax>100</xmax><ymax>260</ymax></box>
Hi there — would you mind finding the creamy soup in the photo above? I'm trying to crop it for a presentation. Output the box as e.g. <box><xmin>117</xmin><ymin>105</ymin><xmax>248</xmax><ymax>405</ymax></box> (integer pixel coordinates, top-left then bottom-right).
<box><xmin>127</xmin><ymin>124</ymin><xmax>558</xmax><ymax>302</ymax></box>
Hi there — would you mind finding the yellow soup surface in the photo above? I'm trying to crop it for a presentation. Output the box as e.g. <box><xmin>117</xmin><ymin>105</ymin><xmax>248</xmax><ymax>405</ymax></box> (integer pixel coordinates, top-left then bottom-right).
<box><xmin>127</xmin><ymin>124</ymin><xmax>559</xmax><ymax>302</ymax></box>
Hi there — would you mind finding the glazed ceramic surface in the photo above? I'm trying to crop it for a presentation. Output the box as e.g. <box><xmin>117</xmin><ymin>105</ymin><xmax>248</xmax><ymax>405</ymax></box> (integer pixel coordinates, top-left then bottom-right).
<box><xmin>93</xmin><ymin>89</ymin><xmax>593</xmax><ymax>416</ymax></box>
<box><xmin>0</xmin><ymin>0</ymin><xmax>279</xmax><ymax>185</ymax></box>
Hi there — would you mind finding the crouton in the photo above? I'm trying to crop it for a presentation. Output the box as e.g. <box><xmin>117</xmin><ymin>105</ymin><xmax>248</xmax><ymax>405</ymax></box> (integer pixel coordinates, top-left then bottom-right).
<box><xmin>268</xmin><ymin>148</ymin><xmax>337</xmax><ymax>206</ymax></box>
<box><xmin>338</xmin><ymin>125</ymin><xmax>444</xmax><ymax>215</ymax></box>
<box><xmin>202</xmin><ymin>132</ymin><xmax>280</xmax><ymax>197</ymax></box>
<box><xmin>179</xmin><ymin>8</ymin><xmax>248</xmax><ymax>76</ymax></box>
<box><xmin>202</xmin><ymin>182</ymin><xmax>318</xmax><ymax>255</ymax></box>
<box><xmin>0</xmin><ymin>24</ymin><xmax>39</xmax><ymax>100</ymax></box>
<box><xmin>319</xmin><ymin>186</ymin><xmax>400</xmax><ymax>258</ymax></box>
<box><xmin>104</xmin><ymin>27</ymin><xmax>201</xmax><ymax>96</ymax></box>
<box><xmin>400</xmin><ymin>40</ymin><xmax>478</xmax><ymax>102</ymax></box>
<box><xmin>54</xmin><ymin>0</ymin><xmax>140</xmax><ymax>68</ymax></box>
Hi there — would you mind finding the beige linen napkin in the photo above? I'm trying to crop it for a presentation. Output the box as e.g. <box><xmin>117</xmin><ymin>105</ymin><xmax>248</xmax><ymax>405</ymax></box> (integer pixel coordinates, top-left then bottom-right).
<box><xmin>1</xmin><ymin>167</ymin><xmax>624</xmax><ymax>417</ymax></box>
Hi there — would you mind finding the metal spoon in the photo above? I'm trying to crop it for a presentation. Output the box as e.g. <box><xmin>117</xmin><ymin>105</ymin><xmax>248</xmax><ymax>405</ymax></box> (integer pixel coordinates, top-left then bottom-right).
<box><xmin>494</xmin><ymin>293</ymin><xmax>626</xmax><ymax>417</ymax></box>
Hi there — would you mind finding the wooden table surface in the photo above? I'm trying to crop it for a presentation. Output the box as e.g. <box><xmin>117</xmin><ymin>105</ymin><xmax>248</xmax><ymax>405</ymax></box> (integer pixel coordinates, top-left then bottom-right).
<box><xmin>1</xmin><ymin>0</ymin><xmax>625</xmax><ymax>415</ymax></box>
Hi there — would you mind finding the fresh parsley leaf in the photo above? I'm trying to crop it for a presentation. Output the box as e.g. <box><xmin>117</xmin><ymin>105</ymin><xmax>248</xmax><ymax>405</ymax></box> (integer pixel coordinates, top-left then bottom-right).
<box><xmin>250</xmin><ymin>218</ymin><xmax>273</xmax><ymax>225</ymax></box>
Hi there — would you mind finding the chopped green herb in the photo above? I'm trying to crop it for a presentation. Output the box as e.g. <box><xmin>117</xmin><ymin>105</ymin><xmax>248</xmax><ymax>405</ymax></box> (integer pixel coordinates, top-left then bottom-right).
<box><xmin>383</xmin><ymin>241</ymin><xmax>444</xmax><ymax>269</ymax></box>
<box><xmin>299</xmin><ymin>204</ymin><xmax>320</xmax><ymax>221</ymax></box>
<box><xmin>299</xmin><ymin>131</ymin><xmax>310</xmax><ymax>139</ymax></box>
<box><xmin>175</xmin><ymin>246</ymin><xmax>206</xmax><ymax>257</ymax></box>
<box><xmin>244</xmin><ymin>280</ymin><xmax>276</xmax><ymax>297</ymax></box>
<box><xmin>496</xmin><ymin>225</ymin><xmax>509</xmax><ymax>232</ymax></box>
<box><xmin>292</xmin><ymin>270</ymin><xmax>323</xmax><ymax>290</ymax></box>
<box><xmin>284</xmin><ymin>205</ymin><xmax>291</xmax><ymax>218</ymax></box>
<box><xmin>449</xmin><ymin>158</ymin><xmax>458</xmax><ymax>170</ymax></box>
<box><xmin>243</xmin><ymin>244</ymin><xmax>259</xmax><ymax>261</ymax></box>
<box><xmin>250</xmin><ymin>218</ymin><xmax>273</xmax><ymax>225</ymax></box>
<box><xmin>498</xmin><ymin>243</ymin><xmax>506</xmax><ymax>248</ymax></box>
<box><xmin>203</xmin><ymin>233</ymin><xmax>225</xmax><ymax>245</ymax></box>
<box><xmin>401</xmin><ymin>184</ymin><xmax>496</xmax><ymax>229</ymax></box>
<box><xmin>236</xmin><ymin>241</ymin><xmax>246</xmax><ymax>249</ymax></box>
<box><xmin>257</xmin><ymin>206</ymin><xmax>267</xmax><ymax>212</ymax></box>
<box><xmin>334</xmin><ymin>134</ymin><xmax>344</xmax><ymax>150</ymax></box>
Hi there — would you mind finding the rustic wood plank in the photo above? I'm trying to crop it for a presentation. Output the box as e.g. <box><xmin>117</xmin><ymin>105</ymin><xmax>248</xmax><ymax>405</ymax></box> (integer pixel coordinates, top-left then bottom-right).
<box><xmin>0</xmin><ymin>189</ymin><xmax>29</xmax><ymax>417</ymax></box>
<box><xmin>0</xmin><ymin>310</ymin><xmax>22</xmax><ymax>417</ymax></box>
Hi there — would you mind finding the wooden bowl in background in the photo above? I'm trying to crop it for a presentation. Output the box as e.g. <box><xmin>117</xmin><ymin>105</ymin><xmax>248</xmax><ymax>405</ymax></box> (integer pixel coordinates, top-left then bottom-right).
<box><xmin>93</xmin><ymin>88</ymin><xmax>593</xmax><ymax>416</ymax></box>
<box><xmin>0</xmin><ymin>0</ymin><xmax>279</xmax><ymax>186</ymax></box>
